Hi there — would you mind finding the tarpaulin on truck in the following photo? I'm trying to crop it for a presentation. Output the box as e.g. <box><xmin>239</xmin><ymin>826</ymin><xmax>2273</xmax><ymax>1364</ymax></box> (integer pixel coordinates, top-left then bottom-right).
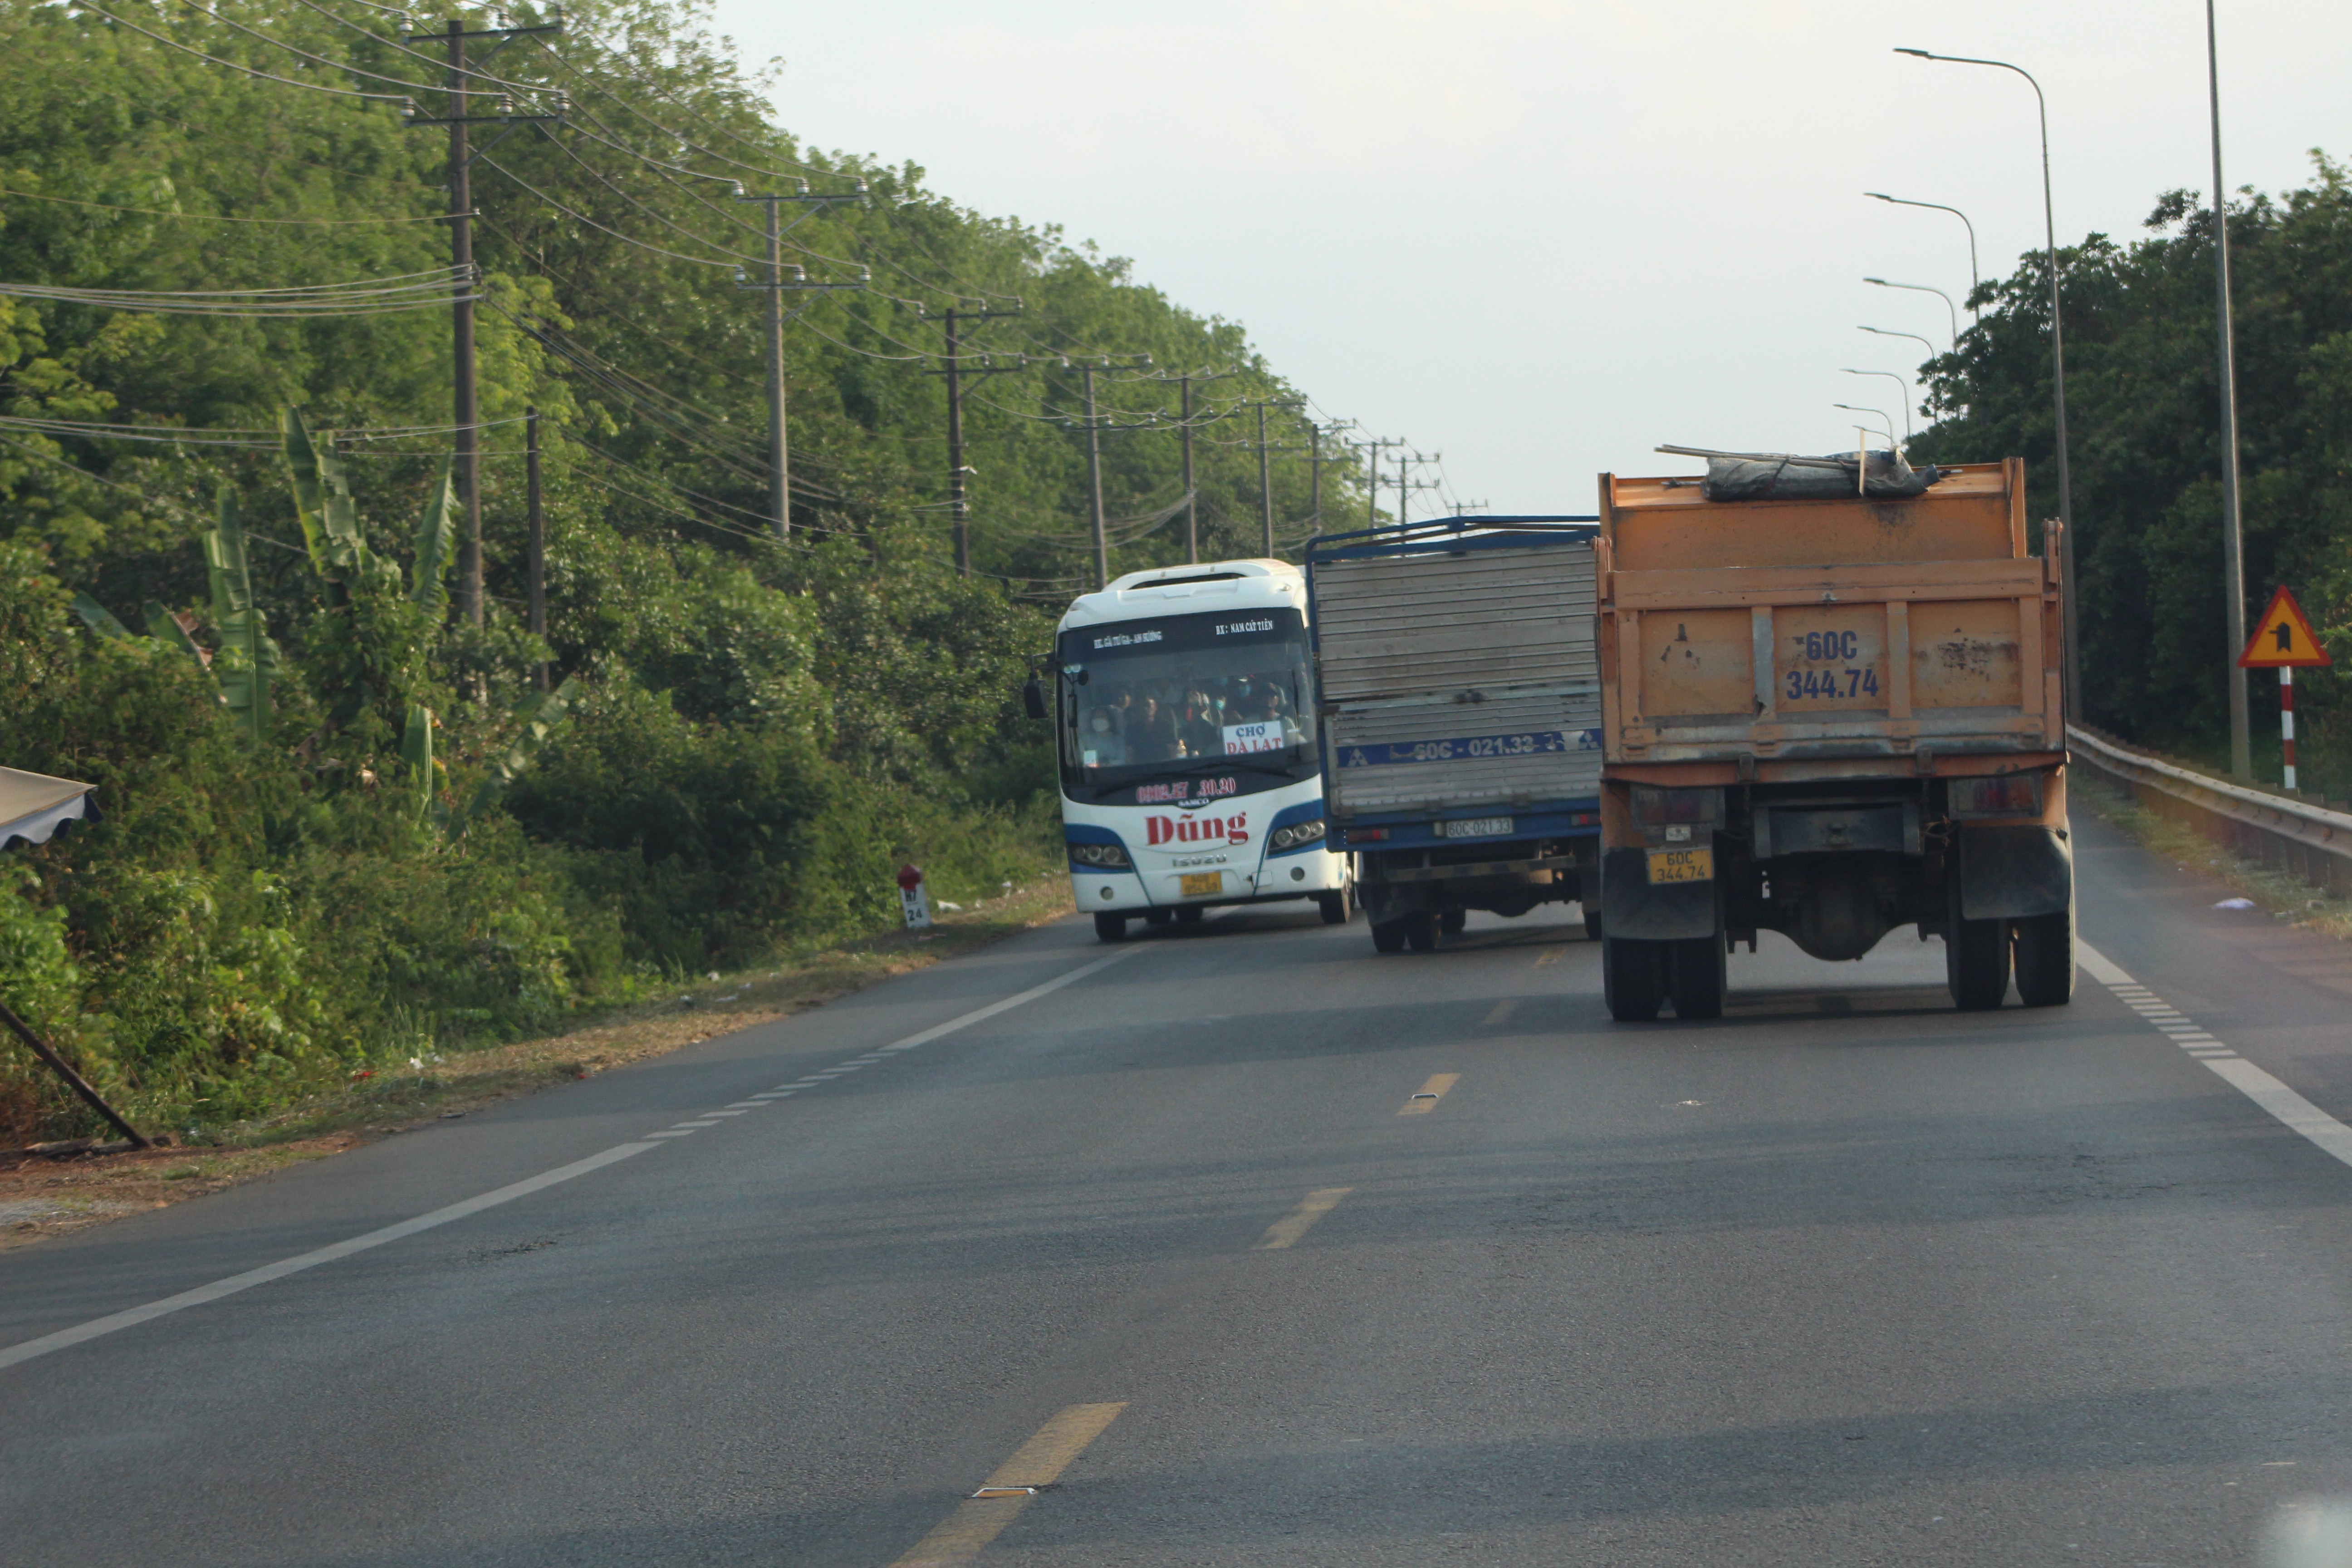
<box><xmin>1656</xmin><ymin>446</ymin><xmax>1946</xmax><ymax>502</ymax></box>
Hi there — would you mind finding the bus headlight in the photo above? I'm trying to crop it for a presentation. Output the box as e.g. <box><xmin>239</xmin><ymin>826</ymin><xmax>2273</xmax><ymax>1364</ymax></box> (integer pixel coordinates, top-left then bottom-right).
<box><xmin>1269</xmin><ymin>818</ymin><xmax>1327</xmax><ymax>851</ymax></box>
<box><xmin>1068</xmin><ymin>841</ymin><xmax>1132</xmax><ymax>869</ymax></box>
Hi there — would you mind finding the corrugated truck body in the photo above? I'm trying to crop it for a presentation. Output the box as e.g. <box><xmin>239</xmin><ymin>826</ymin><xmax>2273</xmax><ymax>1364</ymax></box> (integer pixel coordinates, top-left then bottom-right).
<box><xmin>1307</xmin><ymin>518</ymin><xmax>1603</xmax><ymax>953</ymax></box>
<box><xmin>1593</xmin><ymin>458</ymin><xmax>2076</xmax><ymax>1019</ymax></box>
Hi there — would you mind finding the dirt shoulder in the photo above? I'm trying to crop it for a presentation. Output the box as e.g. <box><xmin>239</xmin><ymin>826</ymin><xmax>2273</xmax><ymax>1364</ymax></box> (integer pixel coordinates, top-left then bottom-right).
<box><xmin>0</xmin><ymin>882</ymin><xmax>1076</xmax><ymax>1253</ymax></box>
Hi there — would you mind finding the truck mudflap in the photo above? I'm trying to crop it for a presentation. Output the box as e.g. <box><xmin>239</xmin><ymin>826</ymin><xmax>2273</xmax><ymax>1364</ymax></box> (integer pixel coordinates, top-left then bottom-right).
<box><xmin>1957</xmin><ymin>824</ymin><xmax>2073</xmax><ymax>921</ymax></box>
<box><xmin>1601</xmin><ymin>846</ymin><xmax>1717</xmax><ymax>941</ymax></box>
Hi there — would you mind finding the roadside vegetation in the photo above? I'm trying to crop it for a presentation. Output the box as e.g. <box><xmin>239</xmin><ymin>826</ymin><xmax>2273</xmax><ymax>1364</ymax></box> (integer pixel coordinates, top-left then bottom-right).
<box><xmin>1909</xmin><ymin>152</ymin><xmax>2352</xmax><ymax>794</ymax></box>
<box><xmin>0</xmin><ymin>0</ymin><xmax>1353</xmax><ymax>1145</ymax></box>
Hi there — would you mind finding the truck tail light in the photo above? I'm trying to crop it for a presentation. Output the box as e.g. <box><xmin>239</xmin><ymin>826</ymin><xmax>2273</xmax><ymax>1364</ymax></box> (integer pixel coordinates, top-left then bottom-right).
<box><xmin>1948</xmin><ymin>774</ymin><xmax>2044</xmax><ymax>818</ymax></box>
<box><xmin>1630</xmin><ymin>786</ymin><xmax>1725</xmax><ymax>826</ymax></box>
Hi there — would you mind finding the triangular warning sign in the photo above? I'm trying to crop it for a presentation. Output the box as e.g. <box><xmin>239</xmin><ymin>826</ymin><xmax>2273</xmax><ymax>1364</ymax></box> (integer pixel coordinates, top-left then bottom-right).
<box><xmin>2239</xmin><ymin>586</ymin><xmax>2332</xmax><ymax>668</ymax></box>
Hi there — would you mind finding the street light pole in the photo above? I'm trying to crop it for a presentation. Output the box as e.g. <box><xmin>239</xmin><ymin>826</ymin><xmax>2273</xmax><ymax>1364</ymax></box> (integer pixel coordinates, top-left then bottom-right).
<box><xmin>1842</xmin><ymin>369</ymin><xmax>1914</xmax><ymax>442</ymax></box>
<box><xmin>1897</xmin><ymin>46</ymin><xmax>2079</xmax><ymax>723</ymax></box>
<box><xmin>1866</xmin><ymin>191</ymin><xmax>1980</xmax><ymax>316</ymax></box>
<box><xmin>1833</xmin><ymin>404</ymin><xmax>1897</xmax><ymax>446</ymax></box>
<box><xmin>1864</xmin><ymin>276</ymin><xmax>1959</xmax><ymax>348</ymax></box>
<box><xmin>2206</xmin><ymin>0</ymin><xmax>2252</xmax><ymax>779</ymax></box>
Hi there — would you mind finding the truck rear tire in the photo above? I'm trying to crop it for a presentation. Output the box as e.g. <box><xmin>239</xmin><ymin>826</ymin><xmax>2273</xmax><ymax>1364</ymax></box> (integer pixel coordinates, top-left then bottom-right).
<box><xmin>1439</xmin><ymin>908</ymin><xmax>1467</xmax><ymax>936</ymax></box>
<box><xmin>1668</xmin><ymin>935</ymin><xmax>1726</xmax><ymax>1020</ymax></box>
<box><xmin>1317</xmin><ymin>886</ymin><xmax>1352</xmax><ymax>925</ymax></box>
<box><xmin>1371</xmin><ymin>918</ymin><xmax>1406</xmax><ymax>953</ymax></box>
<box><xmin>2012</xmin><ymin>905</ymin><xmax>2076</xmax><ymax>1007</ymax></box>
<box><xmin>1603</xmin><ymin>936</ymin><xmax>1666</xmax><ymax>1021</ymax></box>
<box><xmin>1404</xmin><ymin>911</ymin><xmax>1440</xmax><ymax>952</ymax></box>
<box><xmin>1946</xmin><ymin>913</ymin><xmax>2009</xmax><ymax>1010</ymax></box>
<box><xmin>1094</xmin><ymin>912</ymin><xmax>1128</xmax><ymax>943</ymax></box>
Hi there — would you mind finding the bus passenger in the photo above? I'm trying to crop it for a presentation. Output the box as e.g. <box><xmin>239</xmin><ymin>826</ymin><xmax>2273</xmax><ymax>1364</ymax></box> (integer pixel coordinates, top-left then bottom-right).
<box><xmin>1084</xmin><ymin>710</ymin><xmax>1130</xmax><ymax>768</ymax></box>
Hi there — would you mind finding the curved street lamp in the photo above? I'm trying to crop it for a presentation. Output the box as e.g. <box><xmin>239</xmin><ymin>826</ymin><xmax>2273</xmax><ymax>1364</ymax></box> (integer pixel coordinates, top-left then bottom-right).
<box><xmin>1842</xmin><ymin>369</ymin><xmax>1914</xmax><ymax>441</ymax></box>
<box><xmin>1864</xmin><ymin>276</ymin><xmax>1959</xmax><ymax>348</ymax></box>
<box><xmin>1833</xmin><ymin>403</ymin><xmax>1897</xmax><ymax>446</ymax></box>
<box><xmin>1866</xmin><ymin>191</ymin><xmax>1981</xmax><ymax>316</ymax></box>
<box><xmin>1897</xmin><ymin>45</ymin><xmax>2078</xmax><ymax>721</ymax></box>
<box><xmin>1859</xmin><ymin>324</ymin><xmax>1940</xmax><ymax>363</ymax></box>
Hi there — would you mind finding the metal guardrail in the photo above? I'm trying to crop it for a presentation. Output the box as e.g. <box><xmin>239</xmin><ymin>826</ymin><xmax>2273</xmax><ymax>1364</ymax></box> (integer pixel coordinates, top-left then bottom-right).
<box><xmin>2068</xmin><ymin>723</ymin><xmax>2352</xmax><ymax>895</ymax></box>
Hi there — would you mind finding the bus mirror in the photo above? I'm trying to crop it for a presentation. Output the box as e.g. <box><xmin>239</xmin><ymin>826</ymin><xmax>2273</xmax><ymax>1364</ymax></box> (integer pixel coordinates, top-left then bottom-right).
<box><xmin>1022</xmin><ymin>676</ymin><xmax>1049</xmax><ymax>721</ymax></box>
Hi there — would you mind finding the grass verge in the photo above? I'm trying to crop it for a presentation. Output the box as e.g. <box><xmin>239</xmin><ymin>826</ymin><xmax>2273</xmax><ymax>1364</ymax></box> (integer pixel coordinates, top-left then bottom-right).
<box><xmin>0</xmin><ymin>879</ymin><xmax>1076</xmax><ymax>1252</ymax></box>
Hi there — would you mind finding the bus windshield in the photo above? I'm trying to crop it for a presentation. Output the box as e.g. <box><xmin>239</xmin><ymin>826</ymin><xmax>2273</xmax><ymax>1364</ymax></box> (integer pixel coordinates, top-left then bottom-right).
<box><xmin>1056</xmin><ymin>608</ymin><xmax>1317</xmax><ymax>800</ymax></box>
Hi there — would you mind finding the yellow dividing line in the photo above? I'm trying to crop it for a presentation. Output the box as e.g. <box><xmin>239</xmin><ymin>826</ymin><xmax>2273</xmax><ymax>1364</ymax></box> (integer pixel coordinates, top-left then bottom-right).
<box><xmin>1254</xmin><ymin>1186</ymin><xmax>1353</xmax><ymax>1250</ymax></box>
<box><xmin>1399</xmin><ymin>1073</ymin><xmax>1460</xmax><ymax>1115</ymax></box>
<box><xmin>1481</xmin><ymin>999</ymin><xmax>1517</xmax><ymax>1026</ymax></box>
<box><xmin>886</xmin><ymin>1402</ymin><xmax>1127</xmax><ymax>1568</ymax></box>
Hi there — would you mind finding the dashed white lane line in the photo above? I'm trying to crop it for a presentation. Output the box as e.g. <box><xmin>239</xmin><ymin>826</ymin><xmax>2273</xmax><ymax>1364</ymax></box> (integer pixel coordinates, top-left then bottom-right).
<box><xmin>0</xmin><ymin>945</ymin><xmax>1149</xmax><ymax>1374</ymax></box>
<box><xmin>2080</xmin><ymin>939</ymin><xmax>2352</xmax><ymax>1169</ymax></box>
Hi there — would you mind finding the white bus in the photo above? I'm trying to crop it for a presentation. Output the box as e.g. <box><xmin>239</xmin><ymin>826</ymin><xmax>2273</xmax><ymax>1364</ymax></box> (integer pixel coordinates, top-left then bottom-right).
<box><xmin>1036</xmin><ymin>559</ymin><xmax>1354</xmax><ymax>942</ymax></box>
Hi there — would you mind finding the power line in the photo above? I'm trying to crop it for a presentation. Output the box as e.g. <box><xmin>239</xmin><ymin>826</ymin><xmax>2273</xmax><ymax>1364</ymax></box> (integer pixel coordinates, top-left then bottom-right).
<box><xmin>71</xmin><ymin>3</ymin><xmax>416</xmax><ymax>107</ymax></box>
<box><xmin>0</xmin><ymin>183</ymin><xmax>459</xmax><ymax>225</ymax></box>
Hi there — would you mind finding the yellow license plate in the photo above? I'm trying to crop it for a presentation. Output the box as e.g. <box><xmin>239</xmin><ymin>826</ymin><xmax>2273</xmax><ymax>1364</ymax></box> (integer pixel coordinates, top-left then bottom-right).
<box><xmin>1181</xmin><ymin>872</ymin><xmax>1222</xmax><ymax>897</ymax></box>
<box><xmin>1646</xmin><ymin>847</ymin><xmax>1714</xmax><ymax>885</ymax></box>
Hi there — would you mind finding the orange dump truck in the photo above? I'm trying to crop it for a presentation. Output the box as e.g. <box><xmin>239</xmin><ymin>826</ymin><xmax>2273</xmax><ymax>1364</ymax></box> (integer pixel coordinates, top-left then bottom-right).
<box><xmin>1594</xmin><ymin>456</ymin><xmax>2074</xmax><ymax>1020</ymax></box>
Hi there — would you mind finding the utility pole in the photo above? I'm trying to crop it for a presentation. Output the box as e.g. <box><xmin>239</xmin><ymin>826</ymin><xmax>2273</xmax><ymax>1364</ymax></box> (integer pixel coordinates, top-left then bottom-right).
<box><xmin>735</xmin><ymin>183</ymin><xmax>867</xmax><ymax>539</ymax></box>
<box><xmin>1304</xmin><ymin>421</ymin><xmax>1352</xmax><ymax>544</ymax></box>
<box><xmin>1058</xmin><ymin>356</ymin><xmax>1158</xmax><ymax>587</ymax></box>
<box><xmin>920</xmin><ymin>304</ymin><xmax>1023</xmax><ymax>574</ymax></box>
<box><xmin>1256</xmin><ymin>402</ymin><xmax>1274</xmax><ymax>558</ymax></box>
<box><xmin>1361</xmin><ymin>438</ymin><xmax>1400</xmax><ymax>527</ymax></box>
<box><xmin>1395</xmin><ymin>450</ymin><xmax>1441</xmax><ymax>529</ymax></box>
<box><xmin>403</xmin><ymin>11</ymin><xmax>564</xmax><ymax>627</ymax></box>
<box><xmin>1085</xmin><ymin>366</ymin><xmax>1108</xmax><ymax>590</ymax></box>
<box><xmin>526</xmin><ymin>404</ymin><xmax>545</xmax><ymax>690</ymax></box>
<box><xmin>2208</xmin><ymin>0</ymin><xmax>2251</xmax><ymax>779</ymax></box>
<box><xmin>1181</xmin><ymin>374</ymin><xmax>1196</xmax><ymax>563</ymax></box>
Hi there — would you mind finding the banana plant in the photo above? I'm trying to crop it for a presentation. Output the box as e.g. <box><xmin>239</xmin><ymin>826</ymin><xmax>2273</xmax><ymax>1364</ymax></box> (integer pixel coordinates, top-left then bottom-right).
<box><xmin>280</xmin><ymin>408</ymin><xmax>459</xmax><ymax>608</ymax></box>
<box><xmin>400</xmin><ymin>704</ymin><xmax>437</xmax><ymax>825</ymax></box>
<box><xmin>455</xmin><ymin>677</ymin><xmax>578</xmax><ymax>832</ymax></box>
<box><xmin>202</xmin><ymin>486</ymin><xmax>280</xmax><ymax>740</ymax></box>
<box><xmin>281</xmin><ymin>409</ymin><xmax>397</xmax><ymax>599</ymax></box>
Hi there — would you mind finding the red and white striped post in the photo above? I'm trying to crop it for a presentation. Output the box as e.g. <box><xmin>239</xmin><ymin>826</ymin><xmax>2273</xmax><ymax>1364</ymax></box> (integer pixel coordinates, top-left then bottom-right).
<box><xmin>2280</xmin><ymin>666</ymin><xmax>2297</xmax><ymax>792</ymax></box>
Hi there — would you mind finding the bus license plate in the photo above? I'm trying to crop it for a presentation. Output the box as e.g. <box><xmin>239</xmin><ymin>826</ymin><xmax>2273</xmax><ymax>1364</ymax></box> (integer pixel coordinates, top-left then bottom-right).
<box><xmin>1181</xmin><ymin>872</ymin><xmax>1222</xmax><ymax>897</ymax></box>
<box><xmin>1441</xmin><ymin>816</ymin><xmax>1514</xmax><ymax>840</ymax></box>
<box><xmin>1646</xmin><ymin>847</ymin><xmax>1714</xmax><ymax>885</ymax></box>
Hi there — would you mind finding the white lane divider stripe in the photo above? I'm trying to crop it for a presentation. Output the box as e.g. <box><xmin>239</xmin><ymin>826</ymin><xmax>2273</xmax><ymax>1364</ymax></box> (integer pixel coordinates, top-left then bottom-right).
<box><xmin>0</xmin><ymin>944</ymin><xmax>1149</xmax><ymax>1375</ymax></box>
<box><xmin>2079</xmin><ymin>938</ymin><xmax>2352</xmax><ymax>1171</ymax></box>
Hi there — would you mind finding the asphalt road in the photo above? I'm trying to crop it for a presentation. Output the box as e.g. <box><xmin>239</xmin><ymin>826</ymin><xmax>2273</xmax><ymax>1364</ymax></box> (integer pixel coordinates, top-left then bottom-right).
<box><xmin>10</xmin><ymin>810</ymin><xmax>2352</xmax><ymax>1566</ymax></box>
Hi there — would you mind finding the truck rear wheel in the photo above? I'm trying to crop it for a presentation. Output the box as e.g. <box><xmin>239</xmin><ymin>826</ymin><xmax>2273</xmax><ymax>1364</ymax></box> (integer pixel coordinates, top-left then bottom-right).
<box><xmin>1668</xmin><ymin>935</ymin><xmax>1726</xmax><ymax>1020</ymax></box>
<box><xmin>2012</xmin><ymin>905</ymin><xmax>2076</xmax><ymax>1006</ymax></box>
<box><xmin>1404</xmin><ymin>911</ymin><xmax>1440</xmax><ymax>952</ymax></box>
<box><xmin>1094</xmin><ymin>912</ymin><xmax>1128</xmax><ymax>943</ymax></box>
<box><xmin>1603</xmin><ymin>936</ymin><xmax>1665</xmax><ymax>1021</ymax></box>
<box><xmin>1439</xmin><ymin>908</ymin><xmax>1467</xmax><ymax>936</ymax></box>
<box><xmin>1371</xmin><ymin>918</ymin><xmax>1406</xmax><ymax>953</ymax></box>
<box><xmin>1945</xmin><ymin>912</ymin><xmax>2009</xmax><ymax>1010</ymax></box>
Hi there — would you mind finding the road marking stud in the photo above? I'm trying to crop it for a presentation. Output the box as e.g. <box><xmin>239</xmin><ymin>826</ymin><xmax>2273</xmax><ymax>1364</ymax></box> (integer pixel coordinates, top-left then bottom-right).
<box><xmin>1255</xmin><ymin>1187</ymin><xmax>1353</xmax><ymax>1250</ymax></box>
<box><xmin>1399</xmin><ymin>1073</ymin><xmax>1460</xmax><ymax>1115</ymax></box>
<box><xmin>1534</xmin><ymin>947</ymin><xmax>1567</xmax><ymax>968</ymax></box>
<box><xmin>887</xmin><ymin>1403</ymin><xmax>1126</xmax><ymax>1568</ymax></box>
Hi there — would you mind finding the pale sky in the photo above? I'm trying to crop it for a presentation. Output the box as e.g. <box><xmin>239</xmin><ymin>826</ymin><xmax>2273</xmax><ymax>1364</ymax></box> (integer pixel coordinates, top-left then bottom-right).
<box><xmin>704</xmin><ymin>0</ymin><xmax>2352</xmax><ymax>515</ymax></box>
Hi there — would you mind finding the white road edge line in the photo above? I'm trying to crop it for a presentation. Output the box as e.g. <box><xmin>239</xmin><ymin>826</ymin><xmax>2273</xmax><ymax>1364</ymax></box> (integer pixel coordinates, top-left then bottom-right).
<box><xmin>0</xmin><ymin>944</ymin><xmax>1150</xmax><ymax>1374</ymax></box>
<box><xmin>2078</xmin><ymin>938</ymin><xmax>2352</xmax><ymax>1169</ymax></box>
<box><xmin>0</xmin><ymin>1142</ymin><xmax>658</xmax><ymax>1373</ymax></box>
